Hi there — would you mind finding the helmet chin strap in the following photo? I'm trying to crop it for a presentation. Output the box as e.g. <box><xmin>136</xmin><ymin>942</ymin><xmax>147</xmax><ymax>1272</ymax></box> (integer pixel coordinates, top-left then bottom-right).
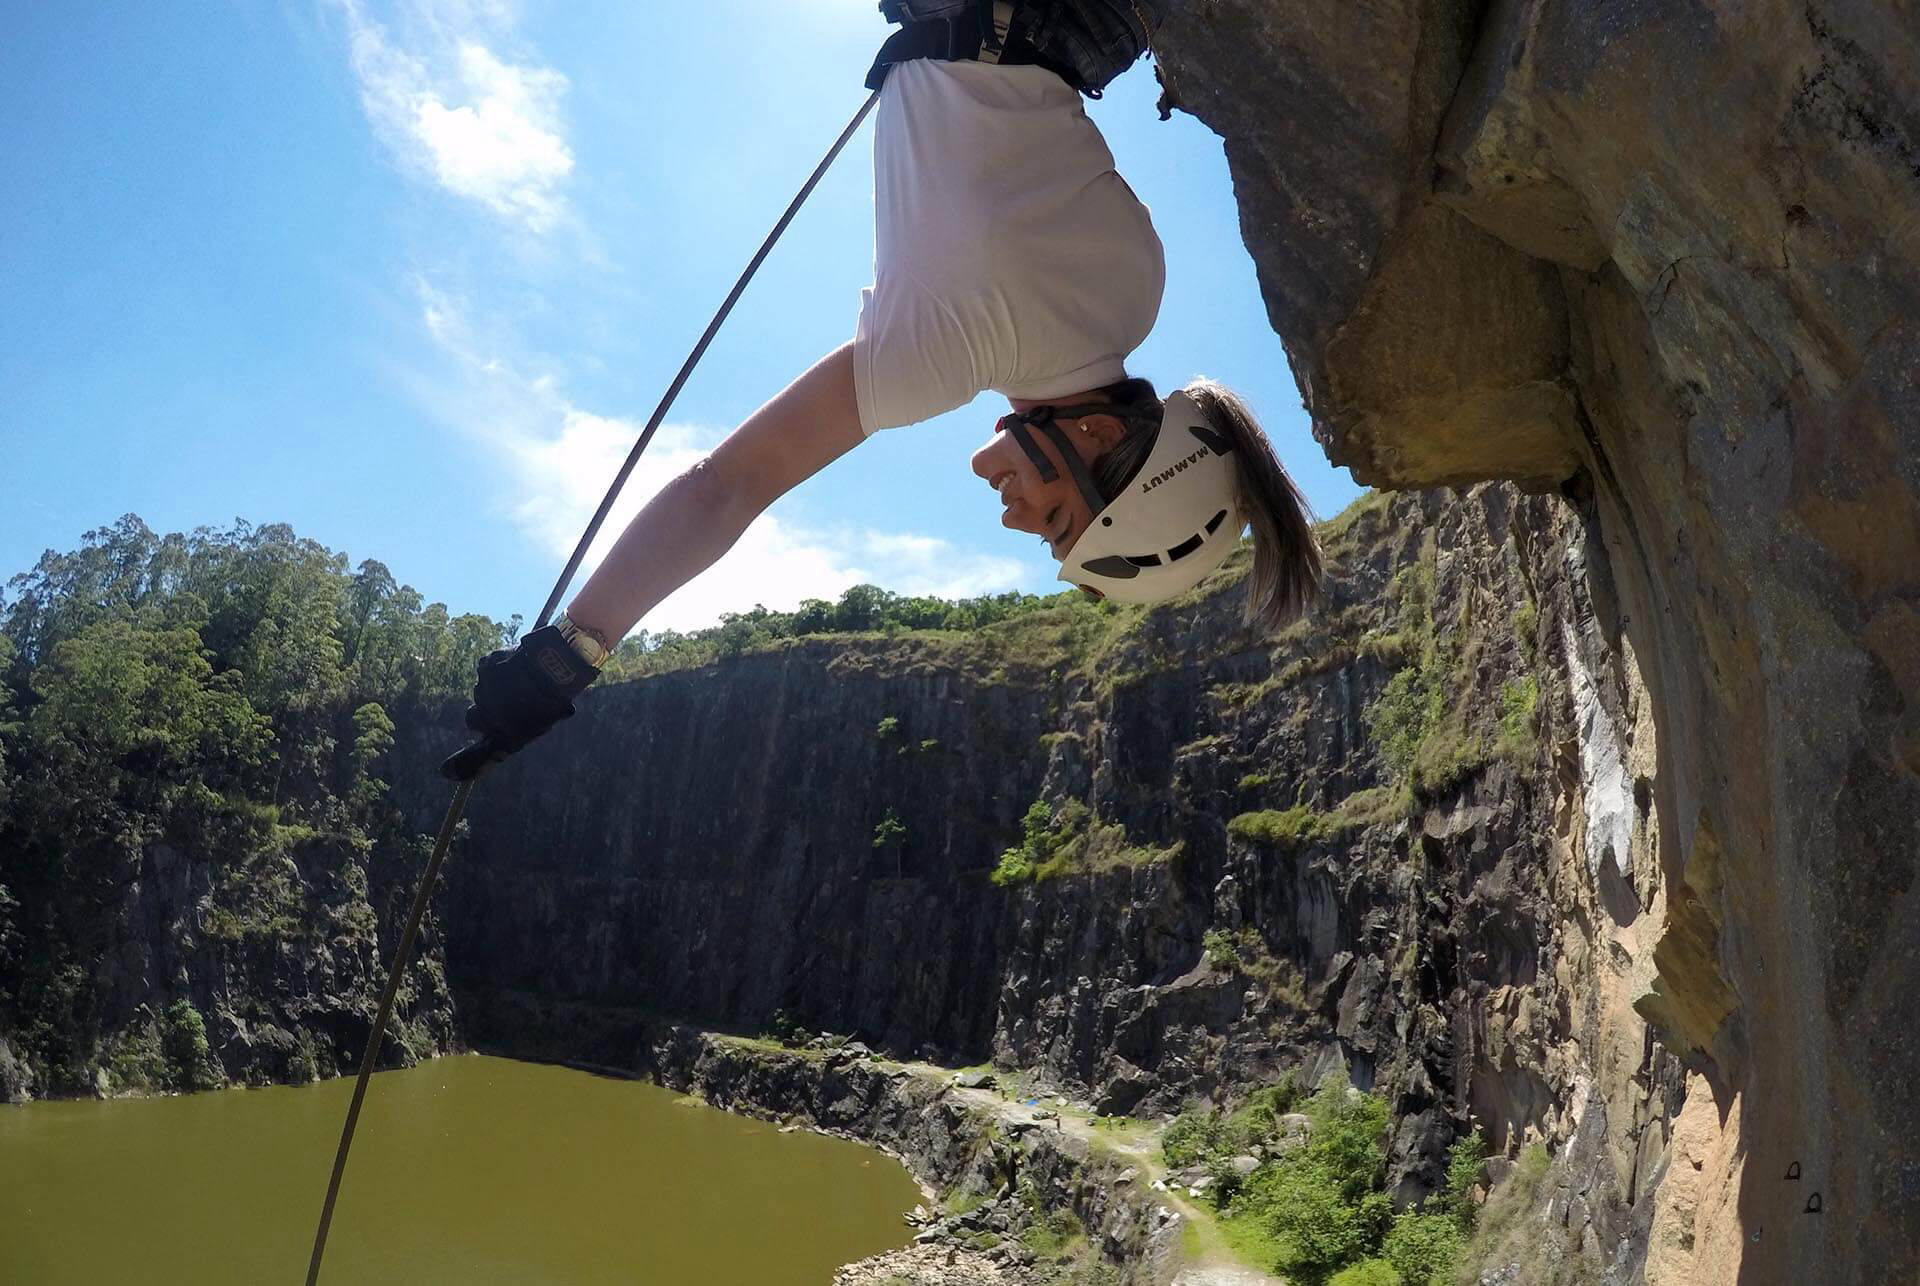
<box><xmin>997</xmin><ymin>401</ymin><xmax>1158</xmax><ymax>521</ymax></box>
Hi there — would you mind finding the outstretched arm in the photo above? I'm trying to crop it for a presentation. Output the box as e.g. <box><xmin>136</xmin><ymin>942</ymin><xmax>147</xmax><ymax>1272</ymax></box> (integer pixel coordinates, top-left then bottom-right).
<box><xmin>564</xmin><ymin>342</ymin><xmax>864</xmax><ymax>644</ymax></box>
<box><xmin>439</xmin><ymin>343</ymin><xmax>862</xmax><ymax>781</ymax></box>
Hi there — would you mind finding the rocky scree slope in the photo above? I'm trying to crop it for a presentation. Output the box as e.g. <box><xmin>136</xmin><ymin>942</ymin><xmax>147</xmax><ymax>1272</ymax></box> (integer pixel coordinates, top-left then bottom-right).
<box><xmin>1151</xmin><ymin>3</ymin><xmax>1920</xmax><ymax>1280</ymax></box>
<box><xmin>409</xmin><ymin>483</ymin><xmax>1684</xmax><ymax>1282</ymax></box>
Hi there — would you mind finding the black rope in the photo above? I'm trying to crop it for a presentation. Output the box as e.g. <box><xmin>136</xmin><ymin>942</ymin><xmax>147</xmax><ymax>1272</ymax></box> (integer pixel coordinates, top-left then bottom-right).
<box><xmin>304</xmin><ymin>88</ymin><xmax>881</xmax><ymax>1286</ymax></box>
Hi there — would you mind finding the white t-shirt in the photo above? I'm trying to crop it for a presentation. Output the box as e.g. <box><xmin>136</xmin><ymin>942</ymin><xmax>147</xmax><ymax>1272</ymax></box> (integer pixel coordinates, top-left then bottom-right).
<box><xmin>853</xmin><ymin>59</ymin><xmax>1166</xmax><ymax>435</ymax></box>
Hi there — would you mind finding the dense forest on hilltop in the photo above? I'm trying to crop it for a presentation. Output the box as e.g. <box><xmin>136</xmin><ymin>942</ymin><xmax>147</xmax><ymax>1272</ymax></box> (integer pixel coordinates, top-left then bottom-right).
<box><xmin>0</xmin><ymin>516</ymin><xmax>513</xmax><ymax>1096</ymax></box>
<box><xmin>0</xmin><ymin>515</ymin><xmax>1106</xmax><ymax>1099</ymax></box>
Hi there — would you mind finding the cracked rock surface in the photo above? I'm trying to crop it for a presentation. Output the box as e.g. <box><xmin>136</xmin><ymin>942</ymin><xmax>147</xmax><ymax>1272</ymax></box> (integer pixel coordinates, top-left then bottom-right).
<box><xmin>1156</xmin><ymin>3</ymin><xmax>1920</xmax><ymax>1281</ymax></box>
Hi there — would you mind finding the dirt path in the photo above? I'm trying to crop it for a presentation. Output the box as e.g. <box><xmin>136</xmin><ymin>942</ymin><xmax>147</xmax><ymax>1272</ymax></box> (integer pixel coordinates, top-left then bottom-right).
<box><xmin>920</xmin><ymin>1067</ymin><xmax>1283</xmax><ymax>1286</ymax></box>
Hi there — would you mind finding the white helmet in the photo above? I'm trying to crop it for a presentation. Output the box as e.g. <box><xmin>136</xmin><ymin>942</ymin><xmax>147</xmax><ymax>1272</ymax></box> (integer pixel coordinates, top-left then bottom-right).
<box><xmin>998</xmin><ymin>390</ymin><xmax>1246</xmax><ymax>604</ymax></box>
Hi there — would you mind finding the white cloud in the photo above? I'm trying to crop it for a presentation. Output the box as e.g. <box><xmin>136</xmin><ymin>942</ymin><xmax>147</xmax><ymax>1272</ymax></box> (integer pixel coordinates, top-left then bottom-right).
<box><xmin>335</xmin><ymin>1</ymin><xmax>573</xmax><ymax>232</ymax></box>
<box><xmin>413</xmin><ymin>282</ymin><xmax>1034</xmax><ymax>632</ymax></box>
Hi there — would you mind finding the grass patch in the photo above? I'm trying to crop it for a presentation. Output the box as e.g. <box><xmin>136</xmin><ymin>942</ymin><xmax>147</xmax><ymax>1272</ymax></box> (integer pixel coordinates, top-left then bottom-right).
<box><xmin>1209</xmin><ymin>678</ymin><xmax>1282</xmax><ymax>711</ymax></box>
<box><xmin>715</xmin><ymin>1031</ymin><xmax>830</xmax><ymax>1061</ymax></box>
<box><xmin>1228</xmin><ymin>786</ymin><xmax>1405</xmax><ymax>849</ymax></box>
<box><xmin>942</xmin><ymin>1187</ymin><xmax>989</xmax><ymax>1217</ymax></box>
<box><xmin>1360</xmin><ymin>539</ymin><xmax>1508</xmax><ymax>801</ymax></box>
<box><xmin>1316</xmin><ymin>490</ymin><xmax>1395</xmax><ymax>550</ymax></box>
<box><xmin>1228</xmin><ymin>805</ymin><xmax>1324</xmax><ymax>847</ymax></box>
<box><xmin>1217</xmin><ymin>1210</ymin><xmax>1294</xmax><ymax>1276</ymax></box>
<box><xmin>1331</xmin><ymin>785</ymin><xmax>1411</xmax><ymax>829</ymax></box>
<box><xmin>1496</xmin><ymin>677</ymin><xmax>1539</xmax><ymax>762</ymax></box>
<box><xmin>1450</xmin><ymin>1143</ymin><xmax>1593</xmax><ymax>1285</ymax></box>
<box><xmin>1019</xmin><ymin>1207</ymin><xmax>1086</xmax><ymax>1259</ymax></box>
<box><xmin>1513</xmin><ymin>601</ymin><xmax>1538</xmax><ymax>667</ymax></box>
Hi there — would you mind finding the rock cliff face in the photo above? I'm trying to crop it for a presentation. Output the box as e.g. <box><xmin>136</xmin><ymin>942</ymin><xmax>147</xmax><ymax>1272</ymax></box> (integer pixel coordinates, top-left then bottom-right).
<box><xmin>0</xmin><ymin>827</ymin><xmax>456</xmax><ymax>1102</ymax></box>
<box><xmin>1154</xmin><ymin>4</ymin><xmax>1920</xmax><ymax>1281</ymax></box>
<box><xmin>422</xmin><ymin>483</ymin><xmax>1682</xmax><ymax>1280</ymax></box>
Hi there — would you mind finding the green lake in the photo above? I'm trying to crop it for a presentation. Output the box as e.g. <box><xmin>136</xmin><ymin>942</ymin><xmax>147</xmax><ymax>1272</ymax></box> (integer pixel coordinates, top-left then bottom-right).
<box><xmin>0</xmin><ymin>1054</ymin><xmax>922</xmax><ymax>1284</ymax></box>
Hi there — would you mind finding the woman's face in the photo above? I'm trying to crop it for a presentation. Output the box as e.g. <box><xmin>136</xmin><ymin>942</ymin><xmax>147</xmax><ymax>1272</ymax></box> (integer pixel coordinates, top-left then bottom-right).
<box><xmin>969</xmin><ymin>406</ymin><xmax>1125</xmax><ymax>561</ymax></box>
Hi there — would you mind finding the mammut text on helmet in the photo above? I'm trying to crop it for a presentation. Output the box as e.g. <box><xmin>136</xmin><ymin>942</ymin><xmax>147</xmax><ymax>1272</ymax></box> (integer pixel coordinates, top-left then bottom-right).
<box><xmin>1139</xmin><ymin>446</ymin><xmax>1212</xmax><ymax>494</ymax></box>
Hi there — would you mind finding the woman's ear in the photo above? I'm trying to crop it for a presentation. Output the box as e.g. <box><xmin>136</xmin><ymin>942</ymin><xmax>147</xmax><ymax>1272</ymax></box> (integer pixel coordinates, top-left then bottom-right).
<box><xmin>1076</xmin><ymin>413</ymin><xmax>1129</xmax><ymax>454</ymax></box>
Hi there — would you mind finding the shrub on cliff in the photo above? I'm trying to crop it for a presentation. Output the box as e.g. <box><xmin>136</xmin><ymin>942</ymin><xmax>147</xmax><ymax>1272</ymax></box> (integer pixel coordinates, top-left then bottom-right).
<box><xmin>1202</xmin><ymin>927</ymin><xmax>1254</xmax><ymax>971</ymax></box>
<box><xmin>163</xmin><ymin>999</ymin><xmax>219</xmax><ymax>1091</ymax></box>
<box><xmin>1453</xmin><ymin>1142</ymin><xmax>1554</xmax><ymax>1285</ymax></box>
<box><xmin>991</xmin><ymin>800</ymin><xmax>1057</xmax><ymax>885</ymax></box>
<box><xmin>1162</xmin><ymin>1102</ymin><xmax>1229</xmax><ymax>1168</ymax></box>
<box><xmin>1329</xmin><ymin>1260</ymin><xmax>1403</xmax><ymax>1286</ymax></box>
<box><xmin>1382</xmin><ymin>1213</ymin><xmax>1462</xmax><ymax>1286</ymax></box>
<box><xmin>1162</xmin><ymin>1072</ymin><xmax>1304</xmax><ymax>1171</ymax></box>
<box><xmin>1440</xmin><ymin>1129</ymin><xmax>1486</xmax><ymax>1230</ymax></box>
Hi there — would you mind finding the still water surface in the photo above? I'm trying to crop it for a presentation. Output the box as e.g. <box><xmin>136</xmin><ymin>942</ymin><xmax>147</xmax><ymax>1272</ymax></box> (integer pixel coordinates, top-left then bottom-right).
<box><xmin>1</xmin><ymin>1054</ymin><xmax>920</xmax><ymax>1284</ymax></box>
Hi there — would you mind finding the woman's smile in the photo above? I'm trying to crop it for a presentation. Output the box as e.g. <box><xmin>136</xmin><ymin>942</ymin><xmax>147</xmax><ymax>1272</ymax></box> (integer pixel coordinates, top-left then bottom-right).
<box><xmin>971</xmin><ymin>419</ymin><xmax>1095</xmax><ymax>558</ymax></box>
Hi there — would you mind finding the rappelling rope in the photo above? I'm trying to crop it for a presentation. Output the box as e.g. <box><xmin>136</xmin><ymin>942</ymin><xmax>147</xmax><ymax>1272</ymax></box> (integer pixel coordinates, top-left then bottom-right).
<box><xmin>303</xmin><ymin>88</ymin><xmax>881</xmax><ymax>1286</ymax></box>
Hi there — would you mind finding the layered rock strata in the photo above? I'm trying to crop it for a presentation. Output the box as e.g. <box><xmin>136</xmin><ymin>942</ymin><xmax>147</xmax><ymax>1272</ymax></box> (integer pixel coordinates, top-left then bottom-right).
<box><xmin>1155</xmin><ymin>4</ymin><xmax>1920</xmax><ymax>1280</ymax></box>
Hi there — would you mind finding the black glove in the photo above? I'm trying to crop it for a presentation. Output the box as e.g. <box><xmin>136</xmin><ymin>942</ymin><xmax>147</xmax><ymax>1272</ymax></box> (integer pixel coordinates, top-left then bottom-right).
<box><xmin>439</xmin><ymin>626</ymin><xmax>600</xmax><ymax>781</ymax></box>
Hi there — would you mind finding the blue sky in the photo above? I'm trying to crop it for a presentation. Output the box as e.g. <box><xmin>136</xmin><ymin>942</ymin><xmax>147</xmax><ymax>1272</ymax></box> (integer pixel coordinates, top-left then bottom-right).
<box><xmin>1</xmin><ymin>1</ymin><xmax>1359</xmax><ymax>631</ymax></box>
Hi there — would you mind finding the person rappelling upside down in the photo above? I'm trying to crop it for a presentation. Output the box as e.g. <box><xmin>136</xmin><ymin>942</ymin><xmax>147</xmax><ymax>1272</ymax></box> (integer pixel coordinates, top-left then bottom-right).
<box><xmin>441</xmin><ymin>0</ymin><xmax>1324</xmax><ymax>781</ymax></box>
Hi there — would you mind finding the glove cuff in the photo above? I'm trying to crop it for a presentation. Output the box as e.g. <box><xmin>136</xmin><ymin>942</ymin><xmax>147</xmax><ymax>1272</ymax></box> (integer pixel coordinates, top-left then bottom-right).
<box><xmin>554</xmin><ymin>611</ymin><xmax>611</xmax><ymax>669</ymax></box>
<box><xmin>520</xmin><ymin>625</ymin><xmax>601</xmax><ymax>699</ymax></box>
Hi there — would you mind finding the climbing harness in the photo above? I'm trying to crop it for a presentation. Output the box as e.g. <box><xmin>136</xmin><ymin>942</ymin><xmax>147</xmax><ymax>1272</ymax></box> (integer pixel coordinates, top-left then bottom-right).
<box><xmin>302</xmin><ymin>88</ymin><xmax>881</xmax><ymax>1286</ymax></box>
<box><xmin>1000</xmin><ymin>390</ymin><xmax>1247</xmax><ymax>603</ymax></box>
<box><xmin>868</xmin><ymin>0</ymin><xmax>1171</xmax><ymax>96</ymax></box>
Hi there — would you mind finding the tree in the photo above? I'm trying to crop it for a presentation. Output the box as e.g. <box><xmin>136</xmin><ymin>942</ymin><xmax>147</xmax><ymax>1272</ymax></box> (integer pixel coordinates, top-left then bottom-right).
<box><xmin>1260</xmin><ymin>1160</ymin><xmax>1393</xmax><ymax>1285</ymax></box>
<box><xmin>873</xmin><ymin>808</ymin><xmax>907</xmax><ymax>878</ymax></box>
<box><xmin>834</xmin><ymin>583</ymin><xmax>892</xmax><ymax>632</ymax></box>
<box><xmin>0</xmin><ymin>633</ymin><xmax>17</xmax><ymax>815</ymax></box>
<box><xmin>1440</xmin><ymin>1129</ymin><xmax>1485</xmax><ymax>1229</ymax></box>
<box><xmin>349</xmin><ymin>702</ymin><xmax>396</xmax><ymax>814</ymax></box>
<box><xmin>1382</xmin><ymin>1214</ymin><xmax>1462</xmax><ymax>1286</ymax></box>
<box><xmin>792</xmin><ymin>598</ymin><xmax>835</xmax><ymax>635</ymax></box>
<box><xmin>0</xmin><ymin>883</ymin><xmax>21</xmax><ymax>1010</ymax></box>
<box><xmin>163</xmin><ymin>999</ymin><xmax>219</xmax><ymax>1091</ymax></box>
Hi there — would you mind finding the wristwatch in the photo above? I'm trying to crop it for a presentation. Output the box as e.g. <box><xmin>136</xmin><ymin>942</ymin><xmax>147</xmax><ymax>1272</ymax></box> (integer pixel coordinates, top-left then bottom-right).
<box><xmin>553</xmin><ymin>611</ymin><xmax>611</xmax><ymax>670</ymax></box>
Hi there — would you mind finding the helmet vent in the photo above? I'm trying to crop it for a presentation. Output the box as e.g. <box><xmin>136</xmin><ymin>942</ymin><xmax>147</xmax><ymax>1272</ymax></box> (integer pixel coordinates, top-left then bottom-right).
<box><xmin>1124</xmin><ymin>553</ymin><xmax>1163</xmax><ymax>568</ymax></box>
<box><xmin>1167</xmin><ymin>532</ymin><xmax>1206</xmax><ymax>562</ymax></box>
<box><xmin>1205</xmin><ymin>509</ymin><xmax>1228</xmax><ymax>534</ymax></box>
